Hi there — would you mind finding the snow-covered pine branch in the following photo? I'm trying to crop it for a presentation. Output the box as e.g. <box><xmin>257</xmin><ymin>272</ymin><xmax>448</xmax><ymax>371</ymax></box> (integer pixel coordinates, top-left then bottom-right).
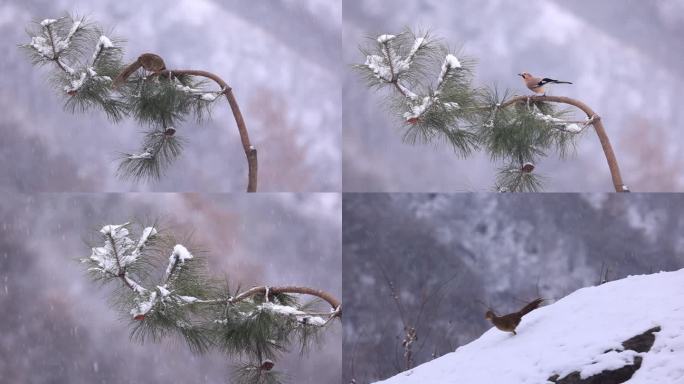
<box><xmin>84</xmin><ymin>223</ymin><xmax>157</xmax><ymax>317</ymax></box>
<box><xmin>358</xmin><ymin>30</ymin><xmax>431</xmax><ymax>91</ymax></box>
<box><xmin>80</xmin><ymin>221</ymin><xmax>341</xmax><ymax>383</ymax></box>
<box><xmin>258</xmin><ymin>302</ymin><xmax>327</xmax><ymax>326</ymax></box>
<box><xmin>23</xmin><ymin>16</ymin><xmax>119</xmax><ymax>95</ymax></box>
<box><xmin>531</xmin><ymin>108</ymin><xmax>599</xmax><ymax>134</ymax></box>
<box><xmin>22</xmin><ymin>15</ymin><xmax>259</xmax><ymax>190</ymax></box>
<box><xmin>175</xmin><ymin>83</ymin><xmax>226</xmax><ymax>102</ymax></box>
<box><xmin>403</xmin><ymin>54</ymin><xmax>462</xmax><ymax>122</ymax></box>
<box><xmin>163</xmin><ymin>244</ymin><xmax>194</xmax><ymax>283</ymax></box>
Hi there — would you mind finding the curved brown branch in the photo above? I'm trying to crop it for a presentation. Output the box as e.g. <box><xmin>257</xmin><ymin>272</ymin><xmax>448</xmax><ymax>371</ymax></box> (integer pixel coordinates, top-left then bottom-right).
<box><xmin>501</xmin><ymin>95</ymin><xmax>628</xmax><ymax>192</ymax></box>
<box><xmin>230</xmin><ymin>285</ymin><xmax>342</xmax><ymax>317</ymax></box>
<box><xmin>161</xmin><ymin>69</ymin><xmax>258</xmax><ymax>192</ymax></box>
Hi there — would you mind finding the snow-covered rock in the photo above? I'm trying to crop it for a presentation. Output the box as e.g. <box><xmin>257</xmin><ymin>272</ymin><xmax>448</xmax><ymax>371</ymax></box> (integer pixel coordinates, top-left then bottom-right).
<box><xmin>374</xmin><ymin>268</ymin><xmax>684</xmax><ymax>384</ymax></box>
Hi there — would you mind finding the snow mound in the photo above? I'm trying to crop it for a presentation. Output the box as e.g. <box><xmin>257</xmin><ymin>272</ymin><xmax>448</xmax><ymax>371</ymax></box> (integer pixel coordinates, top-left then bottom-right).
<box><xmin>374</xmin><ymin>269</ymin><xmax>684</xmax><ymax>384</ymax></box>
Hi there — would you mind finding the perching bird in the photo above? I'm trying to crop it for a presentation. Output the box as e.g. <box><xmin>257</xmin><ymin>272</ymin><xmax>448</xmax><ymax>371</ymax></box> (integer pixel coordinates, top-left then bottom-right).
<box><xmin>113</xmin><ymin>53</ymin><xmax>167</xmax><ymax>88</ymax></box>
<box><xmin>519</xmin><ymin>72</ymin><xmax>572</xmax><ymax>95</ymax></box>
<box><xmin>485</xmin><ymin>298</ymin><xmax>544</xmax><ymax>335</ymax></box>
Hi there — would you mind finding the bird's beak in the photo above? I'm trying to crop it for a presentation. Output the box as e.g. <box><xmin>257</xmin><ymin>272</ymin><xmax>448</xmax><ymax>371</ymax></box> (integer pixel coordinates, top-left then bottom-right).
<box><xmin>517</xmin><ymin>73</ymin><xmax>523</xmax><ymax>78</ymax></box>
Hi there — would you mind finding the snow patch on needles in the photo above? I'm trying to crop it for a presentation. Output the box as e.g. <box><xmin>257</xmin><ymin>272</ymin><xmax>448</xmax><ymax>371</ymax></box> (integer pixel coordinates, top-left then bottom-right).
<box><xmin>564</xmin><ymin>123</ymin><xmax>583</xmax><ymax>133</ymax></box>
<box><xmin>364</xmin><ymin>54</ymin><xmax>393</xmax><ymax>82</ymax></box>
<box><xmin>532</xmin><ymin>110</ymin><xmax>585</xmax><ymax>133</ymax></box>
<box><xmin>164</xmin><ymin>244</ymin><xmax>194</xmax><ymax>281</ymax></box>
<box><xmin>40</xmin><ymin>19</ymin><xmax>57</xmax><ymax>27</ymax></box>
<box><xmin>57</xmin><ymin>19</ymin><xmax>82</xmax><ymax>52</ymax></box>
<box><xmin>404</xmin><ymin>96</ymin><xmax>435</xmax><ymax>121</ymax></box>
<box><xmin>87</xmin><ymin>223</ymin><xmax>156</xmax><ymax>276</ymax></box>
<box><xmin>157</xmin><ymin>285</ymin><xmax>171</xmax><ymax>297</ymax></box>
<box><xmin>29</xmin><ymin>36</ymin><xmax>54</xmax><ymax>58</ymax></box>
<box><xmin>127</xmin><ymin>151</ymin><xmax>153</xmax><ymax>160</ymax></box>
<box><xmin>364</xmin><ymin>33</ymin><xmax>425</xmax><ymax>83</ymax></box>
<box><xmin>400</xmin><ymin>53</ymin><xmax>462</xmax><ymax>121</ymax></box>
<box><xmin>131</xmin><ymin>291</ymin><xmax>157</xmax><ymax>318</ymax></box>
<box><xmin>200</xmin><ymin>93</ymin><xmax>218</xmax><ymax>101</ymax></box>
<box><xmin>64</xmin><ymin>72</ymin><xmax>87</xmax><ymax>93</ymax></box>
<box><xmin>377</xmin><ymin>34</ymin><xmax>396</xmax><ymax>44</ymax></box>
<box><xmin>403</xmin><ymin>37</ymin><xmax>426</xmax><ymax>65</ymax></box>
<box><xmin>124</xmin><ymin>275</ymin><xmax>147</xmax><ymax>294</ymax></box>
<box><xmin>178</xmin><ymin>295</ymin><xmax>199</xmax><ymax>303</ymax></box>
<box><xmin>373</xmin><ymin>268</ymin><xmax>684</xmax><ymax>384</ymax></box>
<box><xmin>92</xmin><ymin>35</ymin><xmax>113</xmax><ymax>62</ymax></box>
<box><xmin>259</xmin><ymin>302</ymin><xmax>327</xmax><ymax>326</ymax></box>
<box><xmin>173</xmin><ymin>244</ymin><xmax>193</xmax><ymax>263</ymax></box>
<box><xmin>436</xmin><ymin>54</ymin><xmax>461</xmax><ymax>91</ymax></box>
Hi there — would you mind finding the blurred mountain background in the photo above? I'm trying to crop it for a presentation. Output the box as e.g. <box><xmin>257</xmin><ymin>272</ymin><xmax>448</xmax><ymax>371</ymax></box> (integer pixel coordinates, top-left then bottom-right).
<box><xmin>343</xmin><ymin>193</ymin><xmax>684</xmax><ymax>383</ymax></box>
<box><xmin>0</xmin><ymin>193</ymin><xmax>341</xmax><ymax>383</ymax></box>
<box><xmin>0</xmin><ymin>0</ymin><xmax>341</xmax><ymax>192</ymax></box>
<box><xmin>343</xmin><ymin>0</ymin><xmax>684</xmax><ymax>192</ymax></box>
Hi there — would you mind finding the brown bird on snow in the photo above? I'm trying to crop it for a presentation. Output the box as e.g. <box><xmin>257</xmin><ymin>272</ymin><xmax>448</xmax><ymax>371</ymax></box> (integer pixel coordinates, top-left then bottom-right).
<box><xmin>113</xmin><ymin>53</ymin><xmax>167</xmax><ymax>88</ymax></box>
<box><xmin>519</xmin><ymin>72</ymin><xmax>572</xmax><ymax>95</ymax></box>
<box><xmin>485</xmin><ymin>298</ymin><xmax>544</xmax><ymax>335</ymax></box>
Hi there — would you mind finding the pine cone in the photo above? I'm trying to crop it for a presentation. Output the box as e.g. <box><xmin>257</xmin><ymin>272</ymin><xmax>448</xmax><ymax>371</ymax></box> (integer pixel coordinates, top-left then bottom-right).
<box><xmin>260</xmin><ymin>360</ymin><xmax>275</xmax><ymax>371</ymax></box>
<box><xmin>521</xmin><ymin>162</ymin><xmax>535</xmax><ymax>173</ymax></box>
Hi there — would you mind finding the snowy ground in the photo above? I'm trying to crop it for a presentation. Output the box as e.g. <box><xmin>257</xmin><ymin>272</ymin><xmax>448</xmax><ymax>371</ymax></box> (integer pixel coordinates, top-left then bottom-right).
<box><xmin>375</xmin><ymin>268</ymin><xmax>684</xmax><ymax>383</ymax></box>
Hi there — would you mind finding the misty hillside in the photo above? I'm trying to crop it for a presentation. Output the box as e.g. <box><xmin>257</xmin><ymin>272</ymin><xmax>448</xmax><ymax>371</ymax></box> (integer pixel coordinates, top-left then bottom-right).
<box><xmin>374</xmin><ymin>268</ymin><xmax>684</xmax><ymax>383</ymax></box>
<box><xmin>343</xmin><ymin>0</ymin><xmax>684</xmax><ymax>192</ymax></box>
<box><xmin>343</xmin><ymin>193</ymin><xmax>684</xmax><ymax>383</ymax></box>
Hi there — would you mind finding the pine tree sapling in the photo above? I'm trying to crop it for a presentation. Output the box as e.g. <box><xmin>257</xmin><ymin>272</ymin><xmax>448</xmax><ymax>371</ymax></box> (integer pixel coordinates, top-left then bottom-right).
<box><xmin>21</xmin><ymin>15</ymin><xmax>258</xmax><ymax>191</ymax></box>
<box><xmin>82</xmin><ymin>222</ymin><xmax>340</xmax><ymax>384</ymax></box>
<box><xmin>355</xmin><ymin>29</ymin><xmax>628</xmax><ymax>192</ymax></box>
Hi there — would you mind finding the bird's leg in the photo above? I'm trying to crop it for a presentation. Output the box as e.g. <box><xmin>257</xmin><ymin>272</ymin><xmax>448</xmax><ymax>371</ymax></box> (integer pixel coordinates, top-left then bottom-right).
<box><xmin>512</xmin><ymin>330</ymin><xmax>517</xmax><ymax>335</ymax></box>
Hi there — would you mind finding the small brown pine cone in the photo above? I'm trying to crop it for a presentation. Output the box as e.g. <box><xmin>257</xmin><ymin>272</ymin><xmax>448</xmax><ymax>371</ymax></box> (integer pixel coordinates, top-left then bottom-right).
<box><xmin>521</xmin><ymin>163</ymin><xmax>535</xmax><ymax>173</ymax></box>
<box><xmin>260</xmin><ymin>360</ymin><xmax>275</xmax><ymax>371</ymax></box>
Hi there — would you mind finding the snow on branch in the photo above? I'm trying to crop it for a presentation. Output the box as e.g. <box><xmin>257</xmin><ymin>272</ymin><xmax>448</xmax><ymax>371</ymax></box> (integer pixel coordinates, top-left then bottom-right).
<box><xmin>163</xmin><ymin>244</ymin><xmax>194</xmax><ymax>283</ymax></box>
<box><xmin>84</xmin><ymin>223</ymin><xmax>161</xmax><ymax>317</ymax></box>
<box><xmin>363</xmin><ymin>33</ymin><xmax>427</xmax><ymax>84</ymax></box>
<box><xmin>31</xmin><ymin>17</ymin><xmax>82</xmax><ymax>59</ymax></box>
<box><xmin>403</xmin><ymin>54</ymin><xmax>462</xmax><ymax>122</ymax></box>
<box><xmin>175</xmin><ymin>83</ymin><xmax>224</xmax><ymax>102</ymax></box>
<box><xmin>90</xmin><ymin>223</ymin><xmax>137</xmax><ymax>275</ymax></box>
<box><xmin>131</xmin><ymin>291</ymin><xmax>157</xmax><ymax>319</ymax></box>
<box><xmin>532</xmin><ymin>108</ymin><xmax>593</xmax><ymax>133</ymax></box>
<box><xmin>435</xmin><ymin>54</ymin><xmax>461</xmax><ymax>94</ymax></box>
<box><xmin>403</xmin><ymin>96</ymin><xmax>437</xmax><ymax>122</ymax></box>
<box><xmin>258</xmin><ymin>302</ymin><xmax>327</xmax><ymax>326</ymax></box>
<box><xmin>64</xmin><ymin>34</ymin><xmax>116</xmax><ymax>94</ymax></box>
<box><xmin>24</xmin><ymin>16</ymin><xmax>118</xmax><ymax>94</ymax></box>
<box><xmin>91</xmin><ymin>35</ymin><xmax>113</xmax><ymax>63</ymax></box>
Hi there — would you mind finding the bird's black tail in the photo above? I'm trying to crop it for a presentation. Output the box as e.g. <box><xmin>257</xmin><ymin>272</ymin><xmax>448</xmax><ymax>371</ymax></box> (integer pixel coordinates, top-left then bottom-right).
<box><xmin>541</xmin><ymin>78</ymin><xmax>573</xmax><ymax>85</ymax></box>
<box><xmin>518</xmin><ymin>298</ymin><xmax>544</xmax><ymax>317</ymax></box>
